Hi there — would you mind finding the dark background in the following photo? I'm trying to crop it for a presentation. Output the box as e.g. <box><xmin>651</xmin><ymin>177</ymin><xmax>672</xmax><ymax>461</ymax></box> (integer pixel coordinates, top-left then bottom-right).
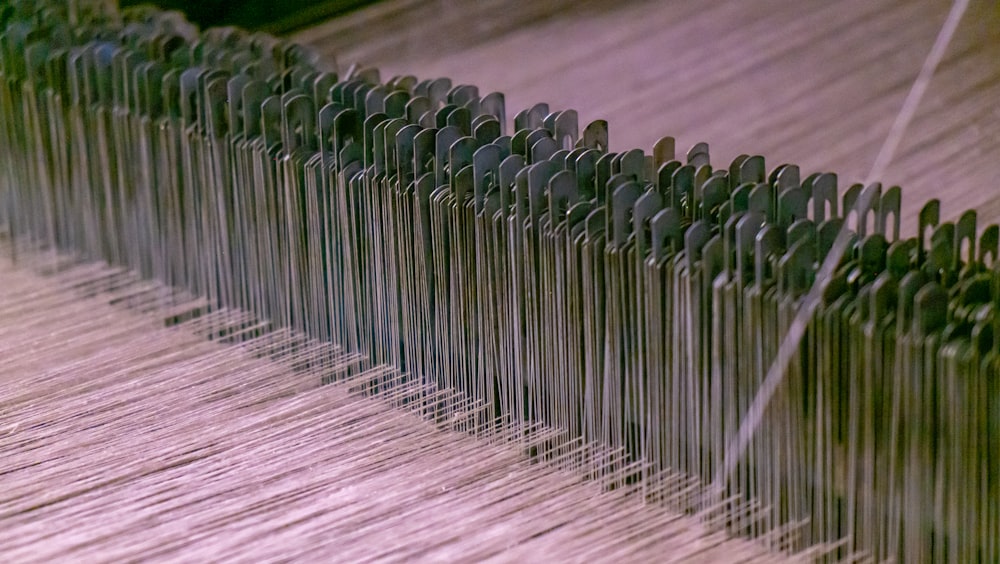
<box><xmin>120</xmin><ymin>0</ymin><xmax>377</xmax><ymax>34</ymax></box>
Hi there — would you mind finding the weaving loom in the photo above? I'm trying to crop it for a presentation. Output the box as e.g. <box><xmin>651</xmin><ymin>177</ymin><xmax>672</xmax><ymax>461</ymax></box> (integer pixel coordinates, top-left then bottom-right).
<box><xmin>2</xmin><ymin>0</ymin><xmax>999</xmax><ymax>561</ymax></box>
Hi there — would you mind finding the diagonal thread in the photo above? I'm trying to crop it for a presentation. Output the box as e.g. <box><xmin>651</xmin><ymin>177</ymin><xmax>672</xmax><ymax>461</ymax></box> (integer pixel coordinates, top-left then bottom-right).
<box><xmin>713</xmin><ymin>0</ymin><xmax>972</xmax><ymax>493</ymax></box>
